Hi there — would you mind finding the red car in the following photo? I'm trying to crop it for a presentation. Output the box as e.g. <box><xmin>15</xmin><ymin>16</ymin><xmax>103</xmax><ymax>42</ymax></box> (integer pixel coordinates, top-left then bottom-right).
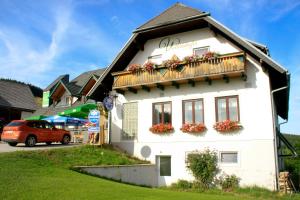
<box><xmin>1</xmin><ymin>120</ymin><xmax>71</xmax><ymax>147</ymax></box>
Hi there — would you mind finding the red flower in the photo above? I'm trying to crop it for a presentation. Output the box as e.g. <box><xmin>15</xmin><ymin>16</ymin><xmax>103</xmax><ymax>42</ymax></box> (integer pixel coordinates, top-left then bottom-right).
<box><xmin>213</xmin><ymin>120</ymin><xmax>242</xmax><ymax>133</ymax></box>
<box><xmin>127</xmin><ymin>64</ymin><xmax>141</xmax><ymax>73</ymax></box>
<box><xmin>149</xmin><ymin>123</ymin><xmax>174</xmax><ymax>134</ymax></box>
<box><xmin>143</xmin><ymin>61</ymin><xmax>157</xmax><ymax>72</ymax></box>
<box><xmin>180</xmin><ymin>123</ymin><xmax>206</xmax><ymax>133</ymax></box>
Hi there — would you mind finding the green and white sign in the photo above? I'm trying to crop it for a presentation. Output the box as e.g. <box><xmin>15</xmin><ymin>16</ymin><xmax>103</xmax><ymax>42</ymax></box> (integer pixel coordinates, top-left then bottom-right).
<box><xmin>42</xmin><ymin>91</ymin><xmax>50</xmax><ymax>107</ymax></box>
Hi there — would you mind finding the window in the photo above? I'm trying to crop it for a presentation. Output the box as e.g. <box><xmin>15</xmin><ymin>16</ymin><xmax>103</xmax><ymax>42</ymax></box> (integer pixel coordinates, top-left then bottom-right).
<box><xmin>220</xmin><ymin>152</ymin><xmax>238</xmax><ymax>163</ymax></box>
<box><xmin>148</xmin><ymin>54</ymin><xmax>162</xmax><ymax>63</ymax></box>
<box><xmin>159</xmin><ymin>156</ymin><xmax>171</xmax><ymax>176</ymax></box>
<box><xmin>193</xmin><ymin>47</ymin><xmax>209</xmax><ymax>56</ymax></box>
<box><xmin>122</xmin><ymin>102</ymin><xmax>138</xmax><ymax>140</ymax></box>
<box><xmin>182</xmin><ymin>99</ymin><xmax>204</xmax><ymax>124</ymax></box>
<box><xmin>66</xmin><ymin>96</ymin><xmax>72</xmax><ymax>105</ymax></box>
<box><xmin>215</xmin><ymin>96</ymin><xmax>239</xmax><ymax>122</ymax></box>
<box><xmin>153</xmin><ymin>102</ymin><xmax>172</xmax><ymax>125</ymax></box>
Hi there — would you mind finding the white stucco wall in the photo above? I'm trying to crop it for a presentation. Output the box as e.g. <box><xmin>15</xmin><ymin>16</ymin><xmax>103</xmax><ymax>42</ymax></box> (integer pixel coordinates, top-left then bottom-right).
<box><xmin>110</xmin><ymin>28</ymin><xmax>277</xmax><ymax>190</ymax></box>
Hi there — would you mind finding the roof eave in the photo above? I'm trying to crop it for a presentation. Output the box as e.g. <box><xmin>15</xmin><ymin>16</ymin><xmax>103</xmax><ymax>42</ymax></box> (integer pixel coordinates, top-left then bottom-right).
<box><xmin>134</xmin><ymin>12</ymin><xmax>210</xmax><ymax>33</ymax></box>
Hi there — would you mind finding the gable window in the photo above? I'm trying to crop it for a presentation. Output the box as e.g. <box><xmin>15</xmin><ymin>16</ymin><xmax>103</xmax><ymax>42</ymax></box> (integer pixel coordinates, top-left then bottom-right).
<box><xmin>193</xmin><ymin>47</ymin><xmax>209</xmax><ymax>56</ymax></box>
<box><xmin>153</xmin><ymin>102</ymin><xmax>172</xmax><ymax>125</ymax></box>
<box><xmin>220</xmin><ymin>152</ymin><xmax>238</xmax><ymax>163</ymax></box>
<box><xmin>122</xmin><ymin>102</ymin><xmax>138</xmax><ymax>140</ymax></box>
<box><xmin>215</xmin><ymin>96</ymin><xmax>239</xmax><ymax>122</ymax></box>
<box><xmin>66</xmin><ymin>96</ymin><xmax>72</xmax><ymax>106</ymax></box>
<box><xmin>182</xmin><ymin>99</ymin><xmax>204</xmax><ymax>124</ymax></box>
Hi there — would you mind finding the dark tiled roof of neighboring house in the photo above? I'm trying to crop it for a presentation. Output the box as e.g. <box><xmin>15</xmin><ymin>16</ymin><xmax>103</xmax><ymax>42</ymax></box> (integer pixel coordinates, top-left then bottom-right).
<box><xmin>44</xmin><ymin>74</ymin><xmax>69</xmax><ymax>91</ymax></box>
<box><xmin>0</xmin><ymin>80</ymin><xmax>37</xmax><ymax>111</ymax></box>
<box><xmin>47</xmin><ymin>68</ymin><xmax>106</xmax><ymax>96</ymax></box>
<box><xmin>137</xmin><ymin>3</ymin><xmax>203</xmax><ymax>30</ymax></box>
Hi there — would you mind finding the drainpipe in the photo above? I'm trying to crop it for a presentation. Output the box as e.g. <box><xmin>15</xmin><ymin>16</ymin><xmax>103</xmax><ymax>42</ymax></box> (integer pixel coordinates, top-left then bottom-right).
<box><xmin>271</xmin><ymin>86</ymin><xmax>288</xmax><ymax>191</ymax></box>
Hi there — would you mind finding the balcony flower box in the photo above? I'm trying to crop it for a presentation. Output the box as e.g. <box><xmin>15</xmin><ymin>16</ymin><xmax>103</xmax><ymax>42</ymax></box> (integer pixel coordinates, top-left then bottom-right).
<box><xmin>149</xmin><ymin>123</ymin><xmax>174</xmax><ymax>134</ymax></box>
<box><xmin>213</xmin><ymin>120</ymin><xmax>242</xmax><ymax>133</ymax></box>
<box><xmin>202</xmin><ymin>51</ymin><xmax>220</xmax><ymax>60</ymax></box>
<box><xmin>143</xmin><ymin>61</ymin><xmax>157</xmax><ymax>72</ymax></box>
<box><xmin>180</xmin><ymin>123</ymin><xmax>206</xmax><ymax>133</ymax></box>
<box><xmin>162</xmin><ymin>55</ymin><xmax>181</xmax><ymax>70</ymax></box>
<box><xmin>127</xmin><ymin>64</ymin><xmax>141</xmax><ymax>73</ymax></box>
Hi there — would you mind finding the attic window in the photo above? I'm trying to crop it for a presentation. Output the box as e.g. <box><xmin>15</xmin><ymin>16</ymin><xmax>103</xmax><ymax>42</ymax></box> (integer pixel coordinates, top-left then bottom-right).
<box><xmin>148</xmin><ymin>54</ymin><xmax>162</xmax><ymax>64</ymax></box>
<box><xmin>193</xmin><ymin>47</ymin><xmax>209</xmax><ymax>56</ymax></box>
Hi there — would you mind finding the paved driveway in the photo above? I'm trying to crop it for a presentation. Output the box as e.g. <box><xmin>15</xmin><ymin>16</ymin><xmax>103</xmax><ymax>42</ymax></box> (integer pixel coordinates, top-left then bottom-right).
<box><xmin>0</xmin><ymin>142</ymin><xmax>81</xmax><ymax>153</ymax></box>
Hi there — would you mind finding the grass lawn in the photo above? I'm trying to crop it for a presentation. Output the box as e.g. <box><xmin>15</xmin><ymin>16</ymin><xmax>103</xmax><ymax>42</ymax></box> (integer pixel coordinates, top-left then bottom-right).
<box><xmin>0</xmin><ymin>145</ymin><xmax>299</xmax><ymax>200</ymax></box>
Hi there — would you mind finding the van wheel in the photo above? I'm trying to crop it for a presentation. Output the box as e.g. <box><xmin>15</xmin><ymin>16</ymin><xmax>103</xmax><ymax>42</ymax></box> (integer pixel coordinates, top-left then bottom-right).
<box><xmin>26</xmin><ymin>136</ymin><xmax>36</xmax><ymax>147</ymax></box>
<box><xmin>46</xmin><ymin>142</ymin><xmax>52</xmax><ymax>145</ymax></box>
<box><xmin>61</xmin><ymin>135</ymin><xmax>70</xmax><ymax>145</ymax></box>
<box><xmin>8</xmin><ymin>142</ymin><xmax>18</xmax><ymax>147</ymax></box>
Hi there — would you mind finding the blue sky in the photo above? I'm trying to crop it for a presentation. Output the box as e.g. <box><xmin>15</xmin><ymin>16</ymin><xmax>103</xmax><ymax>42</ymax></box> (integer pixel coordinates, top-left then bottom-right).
<box><xmin>0</xmin><ymin>0</ymin><xmax>299</xmax><ymax>133</ymax></box>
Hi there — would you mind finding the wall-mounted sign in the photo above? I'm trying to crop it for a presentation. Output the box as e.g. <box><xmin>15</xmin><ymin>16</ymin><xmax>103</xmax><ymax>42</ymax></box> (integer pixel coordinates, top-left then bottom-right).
<box><xmin>159</xmin><ymin>37</ymin><xmax>181</xmax><ymax>51</ymax></box>
<box><xmin>103</xmin><ymin>96</ymin><xmax>114</xmax><ymax>111</ymax></box>
<box><xmin>158</xmin><ymin>36</ymin><xmax>198</xmax><ymax>51</ymax></box>
<box><xmin>88</xmin><ymin>110</ymin><xmax>100</xmax><ymax>132</ymax></box>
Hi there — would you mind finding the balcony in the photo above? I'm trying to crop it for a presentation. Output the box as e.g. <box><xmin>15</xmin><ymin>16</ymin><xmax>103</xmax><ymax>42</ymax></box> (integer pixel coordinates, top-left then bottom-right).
<box><xmin>112</xmin><ymin>52</ymin><xmax>246</xmax><ymax>92</ymax></box>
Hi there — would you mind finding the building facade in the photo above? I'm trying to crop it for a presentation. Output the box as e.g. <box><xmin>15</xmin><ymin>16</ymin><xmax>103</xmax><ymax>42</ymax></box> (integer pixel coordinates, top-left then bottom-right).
<box><xmin>89</xmin><ymin>3</ymin><xmax>291</xmax><ymax>190</ymax></box>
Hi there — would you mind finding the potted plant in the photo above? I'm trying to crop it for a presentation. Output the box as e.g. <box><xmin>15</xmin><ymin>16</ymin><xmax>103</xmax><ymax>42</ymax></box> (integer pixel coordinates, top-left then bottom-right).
<box><xmin>149</xmin><ymin>123</ymin><xmax>174</xmax><ymax>134</ymax></box>
<box><xmin>183</xmin><ymin>55</ymin><xmax>201</xmax><ymax>64</ymax></box>
<box><xmin>127</xmin><ymin>64</ymin><xmax>141</xmax><ymax>73</ymax></box>
<box><xmin>180</xmin><ymin>123</ymin><xmax>206</xmax><ymax>133</ymax></box>
<box><xmin>202</xmin><ymin>51</ymin><xmax>220</xmax><ymax>60</ymax></box>
<box><xmin>162</xmin><ymin>55</ymin><xmax>181</xmax><ymax>70</ymax></box>
<box><xmin>213</xmin><ymin>120</ymin><xmax>242</xmax><ymax>133</ymax></box>
<box><xmin>143</xmin><ymin>61</ymin><xmax>157</xmax><ymax>72</ymax></box>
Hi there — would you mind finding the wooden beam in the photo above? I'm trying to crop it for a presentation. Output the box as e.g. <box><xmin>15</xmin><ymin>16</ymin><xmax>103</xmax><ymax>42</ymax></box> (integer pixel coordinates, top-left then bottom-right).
<box><xmin>156</xmin><ymin>83</ymin><xmax>164</xmax><ymax>91</ymax></box>
<box><xmin>171</xmin><ymin>81</ymin><xmax>179</xmax><ymax>89</ymax></box>
<box><xmin>241</xmin><ymin>72</ymin><xmax>247</xmax><ymax>81</ymax></box>
<box><xmin>115</xmin><ymin>89</ymin><xmax>125</xmax><ymax>95</ymax></box>
<box><xmin>205</xmin><ymin>77</ymin><xmax>212</xmax><ymax>85</ymax></box>
<box><xmin>128</xmin><ymin>87</ymin><xmax>137</xmax><ymax>94</ymax></box>
<box><xmin>141</xmin><ymin>85</ymin><xmax>150</xmax><ymax>92</ymax></box>
<box><xmin>133</xmin><ymin>39</ymin><xmax>144</xmax><ymax>51</ymax></box>
<box><xmin>223</xmin><ymin>75</ymin><xmax>229</xmax><ymax>83</ymax></box>
<box><xmin>188</xmin><ymin>79</ymin><xmax>195</xmax><ymax>87</ymax></box>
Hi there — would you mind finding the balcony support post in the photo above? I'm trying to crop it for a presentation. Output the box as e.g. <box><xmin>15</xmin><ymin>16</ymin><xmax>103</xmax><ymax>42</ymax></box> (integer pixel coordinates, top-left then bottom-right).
<box><xmin>205</xmin><ymin>77</ymin><xmax>212</xmax><ymax>85</ymax></box>
<box><xmin>172</xmin><ymin>81</ymin><xmax>180</xmax><ymax>89</ymax></box>
<box><xmin>128</xmin><ymin>87</ymin><xmax>137</xmax><ymax>94</ymax></box>
<box><xmin>223</xmin><ymin>75</ymin><xmax>230</xmax><ymax>83</ymax></box>
<box><xmin>188</xmin><ymin>79</ymin><xmax>195</xmax><ymax>87</ymax></box>
<box><xmin>142</xmin><ymin>85</ymin><xmax>150</xmax><ymax>92</ymax></box>
<box><xmin>156</xmin><ymin>84</ymin><xmax>164</xmax><ymax>91</ymax></box>
<box><xmin>115</xmin><ymin>89</ymin><xmax>125</xmax><ymax>95</ymax></box>
<box><xmin>241</xmin><ymin>72</ymin><xmax>247</xmax><ymax>81</ymax></box>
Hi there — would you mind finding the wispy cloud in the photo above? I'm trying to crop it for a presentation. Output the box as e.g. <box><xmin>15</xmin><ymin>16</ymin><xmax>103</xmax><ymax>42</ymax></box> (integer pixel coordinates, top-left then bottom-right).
<box><xmin>0</xmin><ymin>0</ymin><xmax>119</xmax><ymax>88</ymax></box>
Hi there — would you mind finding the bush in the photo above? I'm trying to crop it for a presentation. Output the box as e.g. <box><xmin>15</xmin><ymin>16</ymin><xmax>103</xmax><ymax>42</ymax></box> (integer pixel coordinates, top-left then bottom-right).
<box><xmin>186</xmin><ymin>149</ymin><xmax>219</xmax><ymax>188</ymax></box>
<box><xmin>171</xmin><ymin>180</ymin><xmax>193</xmax><ymax>190</ymax></box>
<box><xmin>219</xmin><ymin>174</ymin><xmax>240</xmax><ymax>191</ymax></box>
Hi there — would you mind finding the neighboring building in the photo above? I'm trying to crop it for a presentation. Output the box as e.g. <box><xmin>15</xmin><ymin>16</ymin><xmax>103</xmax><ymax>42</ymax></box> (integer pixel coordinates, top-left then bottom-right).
<box><xmin>89</xmin><ymin>3</ymin><xmax>293</xmax><ymax>190</ymax></box>
<box><xmin>0</xmin><ymin>79</ymin><xmax>42</xmax><ymax>122</ymax></box>
<box><xmin>33</xmin><ymin>68</ymin><xmax>106</xmax><ymax>117</ymax></box>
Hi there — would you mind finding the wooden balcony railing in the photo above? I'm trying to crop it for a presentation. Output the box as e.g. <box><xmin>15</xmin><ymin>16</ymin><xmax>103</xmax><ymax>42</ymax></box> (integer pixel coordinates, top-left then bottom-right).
<box><xmin>112</xmin><ymin>52</ymin><xmax>246</xmax><ymax>91</ymax></box>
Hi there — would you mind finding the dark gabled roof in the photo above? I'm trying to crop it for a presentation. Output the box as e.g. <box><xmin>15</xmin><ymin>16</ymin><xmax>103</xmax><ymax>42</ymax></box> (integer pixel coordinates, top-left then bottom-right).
<box><xmin>89</xmin><ymin>2</ymin><xmax>290</xmax><ymax>119</ymax></box>
<box><xmin>245</xmin><ymin>38</ymin><xmax>270</xmax><ymax>56</ymax></box>
<box><xmin>137</xmin><ymin>3</ymin><xmax>204</xmax><ymax>31</ymax></box>
<box><xmin>49</xmin><ymin>68</ymin><xmax>106</xmax><ymax>97</ymax></box>
<box><xmin>44</xmin><ymin>74</ymin><xmax>69</xmax><ymax>91</ymax></box>
<box><xmin>0</xmin><ymin>80</ymin><xmax>37</xmax><ymax>111</ymax></box>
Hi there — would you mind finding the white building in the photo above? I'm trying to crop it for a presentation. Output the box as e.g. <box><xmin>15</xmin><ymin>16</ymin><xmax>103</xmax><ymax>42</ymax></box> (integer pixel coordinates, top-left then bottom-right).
<box><xmin>89</xmin><ymin>3</ymin><xmax>293</xmax><ymax>190</ymax></box>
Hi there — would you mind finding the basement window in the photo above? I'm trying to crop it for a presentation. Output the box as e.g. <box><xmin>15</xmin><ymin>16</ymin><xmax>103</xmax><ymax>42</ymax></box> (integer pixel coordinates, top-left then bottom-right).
<box><xmin>220</xmin><ymin>152</ymin><xmax>238</xmax><ymax>163</ymax></box>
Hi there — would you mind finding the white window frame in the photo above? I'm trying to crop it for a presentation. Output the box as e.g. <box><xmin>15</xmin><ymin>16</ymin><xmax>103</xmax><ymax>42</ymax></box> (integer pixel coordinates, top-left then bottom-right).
<box><xmin>193</xmin><ymin>46</ymin><xmax>209</xmax><ymax>56</ymax></box>
<box><xmin>121</xmin><ymin>102</ymin><xmax>138</xmax><ymax>141</ymax></box>
<box><xmin>148</xmin><ymin>54</ymin><xmax>162</xmax><ymax>64</ymax></box>
<box><xmin>219</xmin><ymin>151</ymin><xmax>239</xmax><ymax>166</ymax></box>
